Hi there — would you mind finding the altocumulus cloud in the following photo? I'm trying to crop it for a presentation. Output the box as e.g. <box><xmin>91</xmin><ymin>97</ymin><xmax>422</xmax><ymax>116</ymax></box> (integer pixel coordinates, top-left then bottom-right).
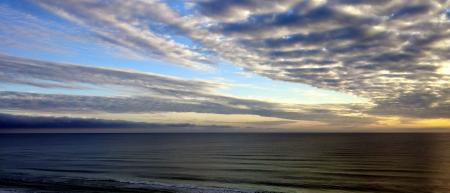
<box><xmin>30</xmin><ymin>0</ymin><xmax>450</xmax><ymax>119</ymax></box>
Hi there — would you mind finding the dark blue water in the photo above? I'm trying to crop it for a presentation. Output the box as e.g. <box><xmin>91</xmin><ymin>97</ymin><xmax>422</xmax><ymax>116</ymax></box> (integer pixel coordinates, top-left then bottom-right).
<box><xmin>1</xmin><ymin>133</ymin><xmax>450</xmax><ymax>193</ymax></box>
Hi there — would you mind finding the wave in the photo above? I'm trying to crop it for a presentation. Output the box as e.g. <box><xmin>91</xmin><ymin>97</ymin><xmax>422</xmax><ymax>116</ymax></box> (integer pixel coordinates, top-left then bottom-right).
<box><xmin>0</xmin><ymin>173</ymin><xmax>280</xmax><ymax>193</ymax></box>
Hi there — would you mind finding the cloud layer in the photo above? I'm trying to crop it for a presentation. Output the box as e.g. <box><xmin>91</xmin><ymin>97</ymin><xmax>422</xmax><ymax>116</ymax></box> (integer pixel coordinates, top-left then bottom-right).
<box><xmin>33</xmin><ymin>0</ymin><xmax>215</xmax><ymax>69</ymax></box>
<box><xmin>198</xmin><ymin>0</ymin><xmax>450</xmax><ymax>119</ymax></box>
<box><xmin>0</xmin><ymin>1</ymin><xmax>449</xmax><ymax>131</ymax></box>
<box><xmin>31</xmin><ymin>0</ymin><xmax>450</xmax><ymax>119</ymax></box>
<box><xmin>0</xmin><ymin>54</ymin><xmax>218</xmax><ymax>96</ymax></box>
<box><xmin>0</xmin><ymin>55</ymin><xmax>371</xmax><ymax>127</ymax></box>
<box><xmin>0</xmin><ymin>113</ymin><xmax>194</xmax><ymax>129</ymax></box>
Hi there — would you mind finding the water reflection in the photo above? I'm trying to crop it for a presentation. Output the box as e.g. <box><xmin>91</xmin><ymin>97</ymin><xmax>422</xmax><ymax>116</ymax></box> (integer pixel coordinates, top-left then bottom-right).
<box><xmin>0</xmin><ymin>133</ymin><xmax>449</xmax><ymax>193</ymax></box>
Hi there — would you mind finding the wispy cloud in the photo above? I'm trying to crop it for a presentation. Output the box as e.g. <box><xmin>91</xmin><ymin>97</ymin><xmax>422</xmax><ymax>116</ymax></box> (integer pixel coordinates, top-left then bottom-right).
<box><xmin>0</xmin><ymin>3</ymin><xmax>97</xmax><ymax>55</ymax></box>
<box><xmin>0</xmin><ymin>54</ymin><xmax>219</xmax><ymax>96</ymax></box>
<box><xmin>0</xmin><ymin>55</ymin><xmax>372</xmax><ymax>126</ymax></box>
<box><xmin>34</xmin><ymin>0</ymin><xmax>215</xmax><ymax>69</ymax></box>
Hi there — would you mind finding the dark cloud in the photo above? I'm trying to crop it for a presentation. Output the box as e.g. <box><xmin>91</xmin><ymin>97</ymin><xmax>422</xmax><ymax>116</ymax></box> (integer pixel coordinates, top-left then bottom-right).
<box><xmin>274</xmin><ymin>59</ymin><xmax>337</xmax><ymax>66</ymax></box>
<box><xmin>389</xmin><ymin>4</ymin><xmax>431</xmax><ymax>20</ymax></box>
<box><xmin>196</xmin><ymin>0</ymin><xmax>297</xmax><ymax>22</ymax></box>
<box><xmin>269</xmin><ymin>49</ymin><xmax>323</xmax><ymax>59</ymax></box>
<box><xmin>0</xmin><ymin>113</ymin><xmax>196</xmax><ymax>129</ymax></box>
<box><xmin>215</xmin><ymin>4</ymin><xmax>377</xmax><ymax>38</ymax></box>
<box><xmin>370</xmin><ymin>90</ymin><xmax>450</xmax><ymax>118</ymax></box>
<box><xmin>259</xmin><ymin>26</ymin><xmax>366</xmax><ymax>48</ymax></box>
<box><xmin>333</xmin><ymin>0</ymin><xmax>391</xmax><ymax>4</ymax></box>
<box><xmin>197</xmin><ymin>0</ymin><xmax>256</xmax><ymax>18</ymax></box>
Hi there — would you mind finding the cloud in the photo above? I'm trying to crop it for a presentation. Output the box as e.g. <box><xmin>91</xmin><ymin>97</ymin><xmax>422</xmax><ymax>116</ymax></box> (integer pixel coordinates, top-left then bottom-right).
<box><xmin>370</xmin><ymin>90</ymin><xmax>450</xmax><ymax>118</ymax></box>
<box><xmin>0</xmin><ymin>54</ymin><xmax>218</xmax><ymax>96</ymax></box>
<box><xmin>0</xmin><ymin>113</ymin><xmax>195</xmax><ymax>129</ymax></box>
<box><xmin>33</xmin><ymin>0</ymin><xmax>214</xmax><ymax>69</ymax></box>
<box><xmin>0</xmin><ymin>55</ymin><xmax>372</xmax><ymax>126</ymax></box>
<box><xmin>192</xmin><ymin>0</ymin><xmax>450</xmax><ymax>118</ymax></box>
<box><xmin>195</xmin><ymin>0</ymin><xmax>298</xmax><ymax>22</ymax></box>
<box><xmin>0</xmin><ymin>113</ymin><xmax>242</xmax><ymax>133</ymax></box>
<box><xmin>3</xmin><ymin>0</ymin><xmax>449</xmax><ymax>123</ymax></box>
<box><xmin>0</xmin><ymin>3</ymin><xmax>99</xmax><ymax>56</ymax></box>
<box><xmin>0</xmin><ymin>91</ymin><xmax>373</xmax><ymax>125</ymax></box>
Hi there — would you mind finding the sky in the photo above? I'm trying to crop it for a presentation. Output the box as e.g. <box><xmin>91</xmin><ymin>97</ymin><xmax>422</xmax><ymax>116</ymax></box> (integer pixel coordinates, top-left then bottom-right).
<box><xmin>0</xmin><ymin>0</ymin><xmax>449</xmax><ymax>132</ymax></box>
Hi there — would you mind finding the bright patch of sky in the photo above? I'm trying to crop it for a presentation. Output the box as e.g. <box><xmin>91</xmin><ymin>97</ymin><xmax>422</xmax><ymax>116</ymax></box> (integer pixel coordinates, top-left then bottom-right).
<box><xmin>214</xmin><ymin>63</ymin><xmax>369</xmax><ymax>104</ymax></box>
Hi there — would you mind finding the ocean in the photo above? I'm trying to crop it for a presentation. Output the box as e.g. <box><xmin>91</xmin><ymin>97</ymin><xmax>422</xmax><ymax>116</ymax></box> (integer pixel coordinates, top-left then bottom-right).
<box><xmin>0</xmin><ymin>133</ymin><xmax>449</xmax><ymax>193</ymax></box>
